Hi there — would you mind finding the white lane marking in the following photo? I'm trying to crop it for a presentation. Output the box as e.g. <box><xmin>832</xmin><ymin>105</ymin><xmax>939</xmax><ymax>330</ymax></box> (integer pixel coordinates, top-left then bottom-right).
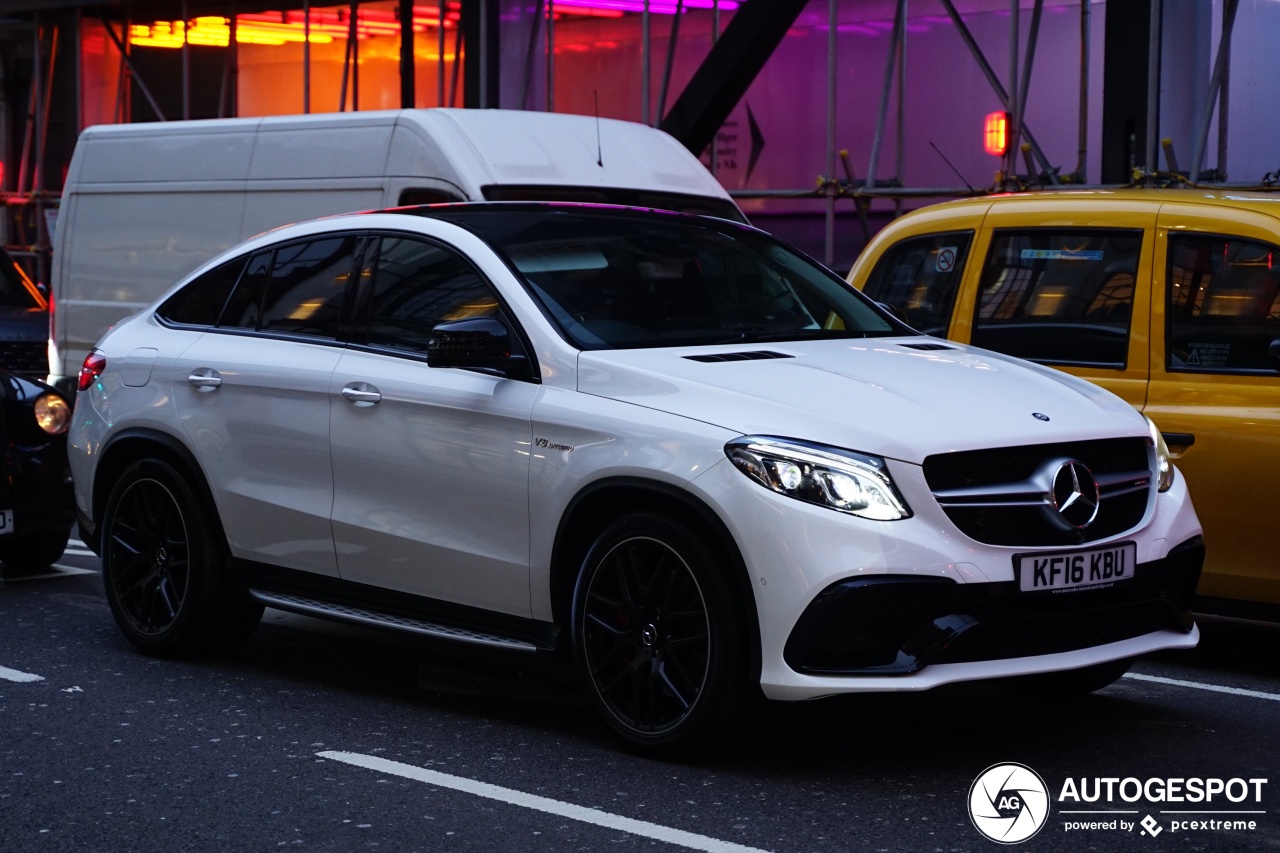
<box><xmin>1124</xmin><ymin>672</ymin><xmax>1280</xmax><ymax>701</ymax></box>
<box><xmin>63</xmin><ymin>548</ymin><xmax>96</xmax><ymax>557</ymax></box>
<box><xmin>0</xmin><ymin>665</ymin><xmax>44</xmax><ymax>683</ymax></box>
<box><xmin>318</xmin><ymin>751</ymin><xmax>771</xmax><ymax>853</ymax></box>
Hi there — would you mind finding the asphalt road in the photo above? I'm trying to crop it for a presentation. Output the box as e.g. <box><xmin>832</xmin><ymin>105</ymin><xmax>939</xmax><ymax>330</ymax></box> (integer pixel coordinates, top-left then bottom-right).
<box><xmin>2</xmin><ymin>541</ymin><xmax>1278</xmax><ymax>852</ymax></box>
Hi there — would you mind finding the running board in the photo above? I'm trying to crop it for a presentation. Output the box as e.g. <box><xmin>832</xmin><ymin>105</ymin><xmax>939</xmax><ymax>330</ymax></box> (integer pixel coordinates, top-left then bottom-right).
<box><xmin>249</xmin><ymin>590</ymin><xmax>539</xmax><ymax>653</ymax></box>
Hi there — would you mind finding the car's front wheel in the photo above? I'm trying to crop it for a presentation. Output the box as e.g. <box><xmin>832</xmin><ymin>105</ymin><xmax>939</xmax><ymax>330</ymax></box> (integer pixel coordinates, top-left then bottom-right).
<box><xmin>100</xmin><ymin>458</ymin><xmax>262</xmax><ymax>656</ymax></box>
<box><xmin>571</xmin><ymin>512</ymin><xmax>763</xmax><ymax>756</ymax></box>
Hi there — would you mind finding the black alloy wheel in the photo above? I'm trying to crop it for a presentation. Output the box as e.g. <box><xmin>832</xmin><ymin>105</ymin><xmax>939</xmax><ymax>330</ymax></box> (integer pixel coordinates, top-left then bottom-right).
<box><xmin>572</xmin><ymin>513</ymin><xmax>759</xmax><ymax>755</ymax></box>
<box><xmin>101</xmin><ymin>458</ymin><xmax>262</xmax><ymax>656</ymax></box>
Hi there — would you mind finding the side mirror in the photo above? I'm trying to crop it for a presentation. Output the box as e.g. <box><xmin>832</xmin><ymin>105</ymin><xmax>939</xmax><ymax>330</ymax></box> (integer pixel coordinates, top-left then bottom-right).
<box><xmin>1269</xmin><ymin>338</ymin><xmax>1280</xmax><ymax>373</ymax></box>
<box><xmin>427</xmin><ymin>316</ymin><xmax>533</xmax><ymax>380</ymax></box>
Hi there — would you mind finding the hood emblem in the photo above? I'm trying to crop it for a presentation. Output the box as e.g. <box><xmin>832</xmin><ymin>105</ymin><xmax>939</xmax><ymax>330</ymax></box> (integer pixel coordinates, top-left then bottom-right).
<box><xmin>1032</xmin><ymin>412</ymin><xmax>1050</xmax><ymax>421</ymax></box>
<box><xmin>1048</xmin><ymin>460</ymin><xmax>1100</xmax><ymax>530</ymax></box>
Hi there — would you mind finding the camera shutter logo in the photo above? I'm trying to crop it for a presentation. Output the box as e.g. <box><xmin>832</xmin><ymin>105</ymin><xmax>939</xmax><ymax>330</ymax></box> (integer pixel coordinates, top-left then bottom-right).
<box><xmin>969</xmin><ymin>763</ymin><xmax>1051</xmax><ymax>844</ymax></box>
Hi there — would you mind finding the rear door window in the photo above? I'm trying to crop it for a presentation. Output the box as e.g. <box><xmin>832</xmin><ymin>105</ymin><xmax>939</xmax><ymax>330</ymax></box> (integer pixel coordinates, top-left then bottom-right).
<box><xmin>971</xmin><ymin>229</ymin><xmax>1141</xmax><ymax>368</ymax></box>
<box><xmin>1167</xmin><ymin>233</ymin><xmax>1280</xmax><ymax>373</ymax></box>
<box><xmin>859</xmin><ymin>231</ymin><xmax>972</xmax><ymax>336</ymax></box>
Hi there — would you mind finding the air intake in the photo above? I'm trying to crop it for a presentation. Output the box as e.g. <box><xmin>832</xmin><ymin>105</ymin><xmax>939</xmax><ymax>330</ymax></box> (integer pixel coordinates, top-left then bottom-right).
<box><xmin>684</xmin><ymin>350</ymin><xmax>794</xmax><ymax>363</ymax></box>
<box><xmin>899</xmin><ymin>342</ymin><xmax>956</xmax><ymax>351</ymax></box>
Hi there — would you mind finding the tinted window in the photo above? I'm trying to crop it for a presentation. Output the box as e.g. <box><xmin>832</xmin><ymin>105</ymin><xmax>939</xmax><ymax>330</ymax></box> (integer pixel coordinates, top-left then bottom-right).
<box><xmin>1167</xmin><ymin>234</ymin><xmax>1280</xmax><ymax>372</ymax></box>
<box><xmin>361</xmin><ymin>236</ymin><xmax>500</xmax><ymax>355</ymax></box>
<box><xmin>218</xmin><ymin>252</ymin><xmax>272</xmax><ymax>330</ymax></box>
<box><xmin>971</xmin><ymin>229</ymin><xmax>1140</xmax><ymax>368</ymax></box>
<box><xmin>259</xmin><ymin>236</ymin><xmax>360</xmax><ymax>338</ymax></box>
<box><xmin>860</xmin><ymin>231</ymin><xmax>972</xmax><ymax>335</ymax></box>
<box><xmin>422</xmin><ymin>209</ymin><xmax>898</xmax><ymax>349</ymax></box>
<box><xmin>158</xmin><ymin>258</ymin><xmax>247</xmax><ymax>326</ymax></box>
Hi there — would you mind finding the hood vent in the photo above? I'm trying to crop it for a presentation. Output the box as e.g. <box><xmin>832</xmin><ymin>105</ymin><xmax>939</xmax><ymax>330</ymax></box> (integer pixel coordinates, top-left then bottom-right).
<box><xmin>684</xmin><ymin>350</ymin><xmax>794</xmax><ymax>363</ymax></box>
<box><xmin>899</xmin><ymin>341</ymin><xmax>957</xmax><ymax>351</ymax></box>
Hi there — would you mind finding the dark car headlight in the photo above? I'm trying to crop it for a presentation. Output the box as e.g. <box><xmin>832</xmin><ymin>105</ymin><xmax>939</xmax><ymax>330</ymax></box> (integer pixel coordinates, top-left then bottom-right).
<box><xmin>34</xmin><ymin>393</ymin><xmax>70</xmax><ymax>435</ymax></box>
<box><xmin>726</xmin><ymin>436</ymin><xmax>912</xmax><ymax>520</ymax></box>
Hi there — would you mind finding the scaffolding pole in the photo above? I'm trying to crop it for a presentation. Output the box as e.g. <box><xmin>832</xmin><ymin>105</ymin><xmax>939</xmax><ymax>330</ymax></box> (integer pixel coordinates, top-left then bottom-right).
<box><xmin>1189</xmin><ymin>0</ymin><xmax>1239</xmax><ymax>183</ymax></box>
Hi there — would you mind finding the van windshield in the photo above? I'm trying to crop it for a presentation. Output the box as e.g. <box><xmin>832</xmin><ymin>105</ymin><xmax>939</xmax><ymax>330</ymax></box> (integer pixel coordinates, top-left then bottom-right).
<box><xmin>424</xmin><ymin>206</ymin><xmax>906</xmax><ymax>350</ymax></box>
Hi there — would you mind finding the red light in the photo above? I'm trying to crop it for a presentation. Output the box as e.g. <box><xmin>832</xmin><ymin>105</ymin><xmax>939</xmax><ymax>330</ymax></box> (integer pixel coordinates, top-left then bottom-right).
<box><xmin>983</xmin><ymin>111</ymin><xmax>1008</xmax><ymax>157</ymax></box>
<box><xmin>79</xmin><ymin>351</ymin><xmax>106</xmax><ymax>392</ymax></box>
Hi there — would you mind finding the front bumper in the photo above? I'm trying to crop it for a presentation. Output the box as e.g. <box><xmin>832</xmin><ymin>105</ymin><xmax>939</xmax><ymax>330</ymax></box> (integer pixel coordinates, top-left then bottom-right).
<box><xmin>784</xmin><ymin>536</ymin><xmax>1202</xmax><ymax>675</ymax></box>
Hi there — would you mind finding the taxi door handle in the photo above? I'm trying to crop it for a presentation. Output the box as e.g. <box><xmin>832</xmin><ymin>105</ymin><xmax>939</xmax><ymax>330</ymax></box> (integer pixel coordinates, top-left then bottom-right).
<box><xmin>341</xmin><ymin>382</ymin><xmax>382</xmax><ymax>407</ymax></box>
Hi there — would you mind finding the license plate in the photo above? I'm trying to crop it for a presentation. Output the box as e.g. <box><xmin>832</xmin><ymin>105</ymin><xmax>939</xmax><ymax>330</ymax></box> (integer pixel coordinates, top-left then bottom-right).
<box><xmin>0</xmin><ymin>509</ymin><xmax>12</xmax><ymax>535</ymax></box>
<box><xmin>1016</xmin><ymin>542</ymin><xmax>1137</xmax><ymax>593</ymax></box>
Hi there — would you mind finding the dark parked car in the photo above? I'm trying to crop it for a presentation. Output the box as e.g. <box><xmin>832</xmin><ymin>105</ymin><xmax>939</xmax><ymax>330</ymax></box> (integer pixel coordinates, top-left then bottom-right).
<box><xmin>0</xmin><ymin>369</ymin><xmax>74</xmax><ymax>570</ymax></box>
<box><xmin>0</xmin><ymin>247</ymin><xmax>50</xmax><ymax>377</ymax></box>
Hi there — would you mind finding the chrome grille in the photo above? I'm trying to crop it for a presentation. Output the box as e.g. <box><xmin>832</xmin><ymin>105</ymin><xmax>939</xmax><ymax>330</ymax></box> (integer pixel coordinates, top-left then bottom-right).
<box><xmin>923</xmin><ymin>438</ymin><xmax>1152</xmax><ymax>546</ymax></box>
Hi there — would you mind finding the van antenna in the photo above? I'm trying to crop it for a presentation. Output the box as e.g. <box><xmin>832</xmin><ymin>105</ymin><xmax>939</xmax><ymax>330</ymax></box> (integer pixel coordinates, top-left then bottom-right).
<box><xmin>594</xmin><ymin>91</ymin><xmax>604</xmax><ymax>168</ymax></box>
<box><xmin>930</xmin><ymin>141</ymin><xmax>975</xmax><ymax>194</ymax></box>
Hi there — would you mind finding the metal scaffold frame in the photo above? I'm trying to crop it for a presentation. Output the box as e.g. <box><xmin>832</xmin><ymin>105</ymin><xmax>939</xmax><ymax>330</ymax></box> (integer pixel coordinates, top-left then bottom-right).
<box><xmin>0</xmin><ymin>0</ymin><xmax>1253</xmax><ymax>275</ymax></box>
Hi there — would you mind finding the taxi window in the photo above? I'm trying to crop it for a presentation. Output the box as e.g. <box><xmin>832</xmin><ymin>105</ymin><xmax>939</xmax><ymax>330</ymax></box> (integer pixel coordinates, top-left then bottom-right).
<box><xmin>1167</xmin><ymin>234</ymin><xmax>1280</xmax><ymax>373</ymax></box>
<box><xmin>971</xmin><ymin>229</ymin><xmax>1140</xmax><ymax>368</ymax></box>
<box><xmin>860</xmin><ymin>231</ymin><xmax>972</xmax><ymax>335</ymax></box>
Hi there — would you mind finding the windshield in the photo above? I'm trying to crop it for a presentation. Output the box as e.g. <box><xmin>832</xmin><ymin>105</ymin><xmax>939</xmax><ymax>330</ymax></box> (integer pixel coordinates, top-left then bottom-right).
<box><xmin>0</xmin><ymin>251</ymin><xmax>43</xmax><ymax>310</ymax></box>
<box><xmin>425</xmin><ymin>208</ymin><xmax>905</xmax><ymax>350</ymax></box>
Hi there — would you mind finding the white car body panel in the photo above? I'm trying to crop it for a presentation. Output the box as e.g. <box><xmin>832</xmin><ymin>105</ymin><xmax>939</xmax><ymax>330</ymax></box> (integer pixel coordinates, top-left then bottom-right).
<box><xmin>68</xmin><ymin>207</ymin><xmax>1205</xmax><ymax>711</ymax></box>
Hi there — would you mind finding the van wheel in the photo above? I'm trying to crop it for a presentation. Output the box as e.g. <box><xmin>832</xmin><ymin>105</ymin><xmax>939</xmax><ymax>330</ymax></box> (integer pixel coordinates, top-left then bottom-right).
<box><xmin>571</xmin><ymin>513</ymin><xmax>763</xmax><ymax>756</ymax></box>
<box><xmin>101</xmin><ymin>459</ymin><xmax>262</xmax><ymax>656</ymax></box>
<box><xmin>1012</xmin><ymin>657</ymin><xmax>1134</xmax><ymax>696</ymax></box>
<box><xmin>0</xmin><ymin>529</ymin><xmax>70</xmax><ymax>570</ymax></box>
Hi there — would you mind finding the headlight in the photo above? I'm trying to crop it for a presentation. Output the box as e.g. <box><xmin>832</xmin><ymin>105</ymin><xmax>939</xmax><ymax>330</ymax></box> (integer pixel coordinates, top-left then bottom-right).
<box><xmin>725</xmin><ymin>436</ymin><xmax>911</xmax><ymax>520</ymax></box>
<box><xmin>1144</xmin><ymin>416</ymin><xmax>1174</xmax><ymax>492</ymax></box>
<box><xmin>34</xmin><ymin>393</ymin><xmax>70</xmax><ymax>435</ymax></box>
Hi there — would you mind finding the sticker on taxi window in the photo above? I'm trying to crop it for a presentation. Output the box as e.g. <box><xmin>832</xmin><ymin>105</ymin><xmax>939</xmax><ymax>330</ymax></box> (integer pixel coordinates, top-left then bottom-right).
<box><xmin>1185</xmin><ymin>343</ymin><xmax>1230</xmax><ymax>368</ymax></box>
<box><xmin>936</xmin><ymin>246</ymin><xmax>958</xmax><ymax>273</ymax></box>
<box><xmin>1020</xmin><ymin>249</ymin><xmax>1105</xmax><ymax>261</ymax></box>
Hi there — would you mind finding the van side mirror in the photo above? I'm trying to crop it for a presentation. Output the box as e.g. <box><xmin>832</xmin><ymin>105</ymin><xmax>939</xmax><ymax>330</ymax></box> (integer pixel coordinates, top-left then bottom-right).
<box><xmin>428</xmin><ymin>316</ymin><xmax>533</xmax><ymax>380</ymax></box>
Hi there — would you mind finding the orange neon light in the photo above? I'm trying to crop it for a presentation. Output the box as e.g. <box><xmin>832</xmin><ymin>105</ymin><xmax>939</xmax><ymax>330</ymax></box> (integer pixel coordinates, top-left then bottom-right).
<box><xmin>983</xmin><ymin>110</ymin><xmax>1008</xmax><ymax>157</ymax></box>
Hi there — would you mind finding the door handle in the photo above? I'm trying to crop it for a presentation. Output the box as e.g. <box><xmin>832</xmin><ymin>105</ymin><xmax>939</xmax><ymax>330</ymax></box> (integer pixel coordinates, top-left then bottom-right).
<box><xmin>341</xmin><ymin>382</ymin><xmax>382</xmax><ymax>406</ymax></box>
<box><xmin>188</xmin><ymin>368</ymin><xmax>222</xmax><ymax>391</ymax></box>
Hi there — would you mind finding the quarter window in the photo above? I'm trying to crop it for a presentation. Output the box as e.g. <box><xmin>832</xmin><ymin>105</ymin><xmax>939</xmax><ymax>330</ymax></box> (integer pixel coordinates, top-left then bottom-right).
<box><xmin>259</xmin><ymin>236</ymin><xmax>360</xmax><ymax>338</ymax></box>
<box><xmin>971</xmin><ymin>229</ymin><xmax>1141</xmax><ymax>368</ymax></box>
<box><xmin>1167</xmin><ymin>234</ymin><xmax>1280</xmax><ymax>373</ymax></box>
<box><xmin>158</xmin><ymin>258</ymin><xmax>246</xmax><ymax>326</ymax></box>
<box><xmin>360</xmin><ymin>236</ymin><xmax>501</xmax><ymax>356</ymax></box>
<box><xmin>860</xmin><ymin>231</ymin><xmax>972</xmax><ymax>335</ymax></box>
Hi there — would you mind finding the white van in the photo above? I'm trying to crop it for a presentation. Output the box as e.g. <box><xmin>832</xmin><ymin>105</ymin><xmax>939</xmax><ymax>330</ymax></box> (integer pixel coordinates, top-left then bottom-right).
<box><xmin>48</xmin><ymin>108</ymin><xmax>742</xmax><ymax>391</ymax></box>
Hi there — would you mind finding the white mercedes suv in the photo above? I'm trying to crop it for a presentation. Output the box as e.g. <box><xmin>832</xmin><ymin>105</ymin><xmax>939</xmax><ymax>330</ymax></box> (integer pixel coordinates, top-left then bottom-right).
<box><xmin>68</xmin><ymin>204</ymin><xmax>1204</xmax><ymax>755</ymax></box>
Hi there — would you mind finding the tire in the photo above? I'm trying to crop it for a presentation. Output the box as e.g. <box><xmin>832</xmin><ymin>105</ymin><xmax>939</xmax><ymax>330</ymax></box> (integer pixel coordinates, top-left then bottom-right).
<box><xmin>0</xmin><ymin>528</ymin><xmax>71</xmax><ymax>570</ymax></box>
<box><xmin>571</xmin><ymin>512</ymin><xmax>765</xmax><ymax>757</ymax></box>
<box><xmin>100</xmin><ymin>458</ymin><xmax>262</xmax><ymax>656</ymax></box>
<box><xmin>1012</xmin><ymin>657</ymin><xmax>1134</xmax><ymax>697</ymax></box>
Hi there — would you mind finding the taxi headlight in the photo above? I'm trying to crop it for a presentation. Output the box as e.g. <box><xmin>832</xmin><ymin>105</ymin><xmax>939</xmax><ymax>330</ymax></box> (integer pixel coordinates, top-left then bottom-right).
<box><xmin>1144</xmin><ymin>416</ymin><xmax>1174</xmax><ymax>492</ymax></box>
<box><xmin>34</xmin><ymin>393</ymin><xmax>71</xmax><ymax>435</ymax></box>
<box><xmin>725</xmin><ymin>436</ymin><xmax>911</xmax><ymax>520</ymax></box>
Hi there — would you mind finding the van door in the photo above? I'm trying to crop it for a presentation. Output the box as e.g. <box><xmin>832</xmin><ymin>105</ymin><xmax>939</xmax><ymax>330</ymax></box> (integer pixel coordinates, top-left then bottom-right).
<box><xmin>960</xmin><ymin>204</ymin><xmax>1157</xmax><ymax>407</ymax></box>
<box><xmin>1146</xmin><ymin>205</ymin><xmax>1280</xmax><ymax>608</ymax></box>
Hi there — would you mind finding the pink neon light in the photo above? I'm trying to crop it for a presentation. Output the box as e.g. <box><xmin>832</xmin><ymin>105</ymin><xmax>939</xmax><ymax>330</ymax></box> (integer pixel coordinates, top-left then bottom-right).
<box><xmin>554</xmin><ymin>0</ymin><xmax>739</xmax><ymax>14</ymax></box>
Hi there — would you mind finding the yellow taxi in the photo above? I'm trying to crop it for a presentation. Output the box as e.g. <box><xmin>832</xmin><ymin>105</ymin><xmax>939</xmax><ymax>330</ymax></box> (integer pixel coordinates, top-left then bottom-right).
<box><xmin>849</xmin><ymin>188</ymin><xmax>1280</xmax><ymax>617</ymax></box>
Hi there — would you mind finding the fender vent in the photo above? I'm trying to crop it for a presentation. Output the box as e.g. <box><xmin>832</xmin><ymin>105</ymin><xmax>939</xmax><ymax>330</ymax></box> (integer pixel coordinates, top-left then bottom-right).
<box><xmin>684</xmin><ymin>350</ymin><xmax>794</xmax><ymax>363</ymax></box>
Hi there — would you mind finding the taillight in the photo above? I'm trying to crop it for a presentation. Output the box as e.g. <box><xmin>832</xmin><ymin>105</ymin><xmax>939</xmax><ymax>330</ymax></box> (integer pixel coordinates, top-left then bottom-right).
<box><xmin>79</xmin><ymin>351</ymin><xmax>107</xmax><ymax>392</ymax></box>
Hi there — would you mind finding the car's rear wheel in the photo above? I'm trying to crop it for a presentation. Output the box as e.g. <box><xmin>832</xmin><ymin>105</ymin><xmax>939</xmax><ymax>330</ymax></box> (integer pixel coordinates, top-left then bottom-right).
<box><xmin>571</xmin><ymin>512</ymin><xmax>763</xmax><ymax>756</ymax></box>
<box><xmin>1012</xmin><ymin>657</ymin><xmax>1134</xmax><ymax>696</ymax></box>
<box><xmin>101</xmin><ymin>458</ymin><xmax>262</xmax><ymax>656</ymax></box>
<box><xmin>0</xmin><ymin>528</ymin><xmax>71</xmax><ymax>570</ymax></box>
